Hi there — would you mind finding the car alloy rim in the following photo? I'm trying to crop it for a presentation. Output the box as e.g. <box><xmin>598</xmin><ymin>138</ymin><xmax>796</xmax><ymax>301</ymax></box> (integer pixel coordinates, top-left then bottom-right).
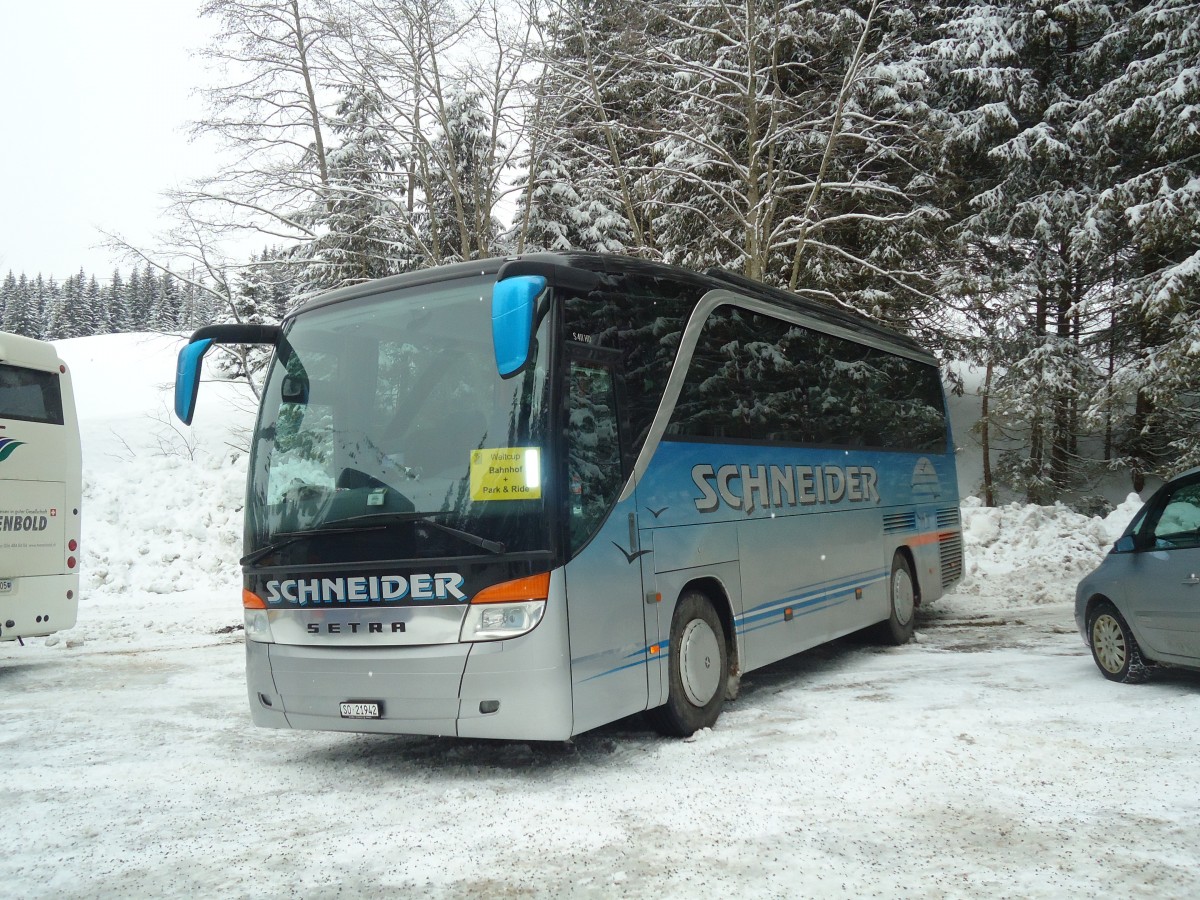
<box><xmin>892</xmin><ymin>568</ymin><xmax>915</xmax><ymax>627</ymax></box>
<box><xmin>1092</xmin><ymin>614</ymin><xmax>1127</xmax><ymax>674</ymax></box>
<box><xmin>679</xmin><ymin>618</ymin><xmax>721</xmax><ymax>707</ymax></box>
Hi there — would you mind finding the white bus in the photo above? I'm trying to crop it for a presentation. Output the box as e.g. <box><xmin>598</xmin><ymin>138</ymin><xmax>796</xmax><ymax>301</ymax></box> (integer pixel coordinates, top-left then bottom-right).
<box><xmin>176</xmin><ymin>254</ymin><xmax>962</xmax><ymax>739</ymax></box>
<box><xmin>0</xmin><ymin>332</ymin><xmax>82</xmax><ymax>643</ymax></box>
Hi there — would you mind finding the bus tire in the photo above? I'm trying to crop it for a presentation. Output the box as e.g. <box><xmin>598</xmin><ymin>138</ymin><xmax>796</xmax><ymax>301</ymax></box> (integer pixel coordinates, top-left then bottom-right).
<box><xmin>877</xmin><ymin>552</ymin><xmax>917</xmax><ymax>645</ymax></box>
<box><xmin>650</xmin><ymin>591</ymin><xmax>728</xmax><ymax>737</ymax></box>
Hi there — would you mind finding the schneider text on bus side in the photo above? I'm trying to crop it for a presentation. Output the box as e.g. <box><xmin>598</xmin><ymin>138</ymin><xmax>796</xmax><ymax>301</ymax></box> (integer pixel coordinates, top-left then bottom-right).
<box><xmin>691</xmin><ymin>463</ymin><xmax>881</xmax><ymax>514</ymax></box>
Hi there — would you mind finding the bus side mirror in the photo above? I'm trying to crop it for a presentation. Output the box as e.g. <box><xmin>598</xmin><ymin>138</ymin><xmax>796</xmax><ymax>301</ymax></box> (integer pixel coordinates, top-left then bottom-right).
<box><xmin>491</xmin><ymin>275</ymin><xmax>546</xmax><ymax>378</ymax></box>
<box><xmin>174</xmin><ymin>338</ymin><xmax>214</xmax><ymax>425</ymax></box>
<box><xmin>173</xmin><ymin>323</ymin><xmax>282</xmax><ymax>425</ymax></box>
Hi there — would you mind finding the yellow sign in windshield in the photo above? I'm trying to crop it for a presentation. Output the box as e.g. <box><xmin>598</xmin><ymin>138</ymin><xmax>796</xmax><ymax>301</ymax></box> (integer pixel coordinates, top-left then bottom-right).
<box><xmin>470</xmin><ymin>448</ymin><xmax>542</xmax><ymax>501</ymax></box>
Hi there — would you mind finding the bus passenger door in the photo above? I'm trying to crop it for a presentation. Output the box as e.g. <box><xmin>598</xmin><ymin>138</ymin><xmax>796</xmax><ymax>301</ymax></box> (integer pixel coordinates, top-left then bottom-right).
<box><xmin>562</xmin><ymin>352</ymin><xmax>648</xmax><ymax>734</ymax></box>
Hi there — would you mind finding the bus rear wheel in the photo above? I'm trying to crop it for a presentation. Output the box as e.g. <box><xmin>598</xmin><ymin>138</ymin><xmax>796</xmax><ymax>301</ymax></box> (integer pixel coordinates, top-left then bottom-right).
<box><xmin>650</xmin><ymin>591</ymin><xmax>728</xmax><ymax>737</ymax></box>
<box><xmin>875</xmin><ymin>552</ymin><xmax>917</xmax><ymax>645</ymax></box>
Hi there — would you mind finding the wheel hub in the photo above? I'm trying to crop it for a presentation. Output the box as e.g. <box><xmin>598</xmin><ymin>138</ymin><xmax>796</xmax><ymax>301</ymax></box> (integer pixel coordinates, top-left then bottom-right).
<box><xmin>679</xmin><ymin>618</ymin><xmax>721</xmax><ymax>707</ymax></box>
<box><xmin>892</xmin><ymin>568</ymin><xmax>915</xmax><ymax>626</ymax></box>
<box><xmin>1092</xmin><ymin>614</ymin><xmax>1127</xmax><ymax>674</ymax></box>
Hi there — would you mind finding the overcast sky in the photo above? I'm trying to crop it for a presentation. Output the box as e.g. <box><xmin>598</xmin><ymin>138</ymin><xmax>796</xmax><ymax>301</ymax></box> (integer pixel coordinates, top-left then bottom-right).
<box><xmin>0</xmin><ymin>1</ymin><xmax>214</xmax><ymax>279</ymax></box>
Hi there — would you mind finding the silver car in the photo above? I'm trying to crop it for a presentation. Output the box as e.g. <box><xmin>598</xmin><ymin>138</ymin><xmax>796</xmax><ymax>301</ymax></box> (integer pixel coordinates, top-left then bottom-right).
<box><xmin>1076</xmin><ymin>467</ymin><xmax>1200</xmax><ymax>682</ymax></box>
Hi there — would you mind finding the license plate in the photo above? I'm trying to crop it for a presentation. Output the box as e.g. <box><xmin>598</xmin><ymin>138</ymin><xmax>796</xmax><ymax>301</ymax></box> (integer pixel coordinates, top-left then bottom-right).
<box><xmin>340</xmin><ymin>701</ymin><xmax>381</xmax><ymax>719</ymax></box>
<box><xmin>0</xmin><ymin>580</ymin><xmax>12</xmax><ymax>594</ymax></box>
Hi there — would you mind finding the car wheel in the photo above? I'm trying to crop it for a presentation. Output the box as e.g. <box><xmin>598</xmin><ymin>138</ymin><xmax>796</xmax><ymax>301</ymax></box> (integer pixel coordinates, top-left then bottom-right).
<box><xmin>1089</xmin><ymin>602</ymin><xmax>1151</xmax><ymax>684</ymax></box>
<box><xmin>874</xmin><ymin>552</ymin><xmax>916</xmax><ymax>645</ymax></box>
<box><xmin>650</xmin><ymin>591</ymin><xmax>728</xmax><ymax>737</ymax></box>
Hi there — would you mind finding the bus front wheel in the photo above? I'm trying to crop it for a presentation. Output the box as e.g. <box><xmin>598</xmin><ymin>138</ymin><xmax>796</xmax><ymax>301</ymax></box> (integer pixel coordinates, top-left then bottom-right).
<box><xmin>650</xmin><ymin>591</ymin><xmax>728</xmax><ymax>737</ymax></box>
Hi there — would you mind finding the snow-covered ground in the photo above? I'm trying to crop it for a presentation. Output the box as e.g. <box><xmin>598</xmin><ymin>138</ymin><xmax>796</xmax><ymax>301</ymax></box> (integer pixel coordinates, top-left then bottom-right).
<box><xmin>3</xmin><ymin>334</ymin><xmax>1198</xmax><ymax>898</ymax></box>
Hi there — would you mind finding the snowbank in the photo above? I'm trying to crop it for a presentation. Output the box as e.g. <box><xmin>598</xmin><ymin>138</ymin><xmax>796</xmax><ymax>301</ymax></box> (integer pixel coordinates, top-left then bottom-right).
<box><xmin>56</xmin><ymin>333</ymin><xmax>255</xmax><ymax>650</ymax></box>
<box><xmin>950</xmin><ymin>493</ymin><xmax>1144</xmax><ymax>610</ymax></box>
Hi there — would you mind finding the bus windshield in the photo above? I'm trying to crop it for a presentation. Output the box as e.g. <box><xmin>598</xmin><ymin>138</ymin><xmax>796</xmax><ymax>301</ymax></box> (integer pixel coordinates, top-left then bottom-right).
<box><xmin>246</xmin><ymin>276</ymin><xmax>552</xmax><ymax>564</ymax></box>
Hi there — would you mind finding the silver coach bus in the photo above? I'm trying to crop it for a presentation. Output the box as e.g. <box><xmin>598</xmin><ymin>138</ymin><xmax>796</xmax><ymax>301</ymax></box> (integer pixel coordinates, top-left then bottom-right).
<box><xmin>176</xmin><ymin>254</ymin><xmax>962</xmax><ymax>739</ymax></box>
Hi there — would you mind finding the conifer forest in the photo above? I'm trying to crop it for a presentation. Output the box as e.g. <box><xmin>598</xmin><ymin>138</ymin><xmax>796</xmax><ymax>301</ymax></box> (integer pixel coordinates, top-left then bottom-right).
<box><xmin>1</xmin><ymin>0</ymin><xmax>1196</xmax><ymax>504</ymax></box>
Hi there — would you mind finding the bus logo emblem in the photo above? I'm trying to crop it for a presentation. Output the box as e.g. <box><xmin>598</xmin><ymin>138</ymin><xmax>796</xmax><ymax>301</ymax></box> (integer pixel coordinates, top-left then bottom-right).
<box><xmin>911</xmin><ymin>458</ymin><xmax>941</xmax><ymax>502</ymax></box>
<box><xmin>0</xmin><ymin>438</ymin><xmax>25</xmax><ymax>462</ymax></box>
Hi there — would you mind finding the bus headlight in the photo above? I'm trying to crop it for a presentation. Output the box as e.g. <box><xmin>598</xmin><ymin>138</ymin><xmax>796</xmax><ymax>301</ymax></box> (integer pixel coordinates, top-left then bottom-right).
<box><xmin>242</xmin><ymin>590</ymin><xmax>275</xmax><ymax>642</ymax></box>
<box><xmin>460</xmin><ymin>600</ymin><xmax>545</xmax><ymax>642</ymax></box>
<box><xmin>459</xmin><ymin>572</ymin><xmax>550</xmax><ymax>642</ymax></box>
<box><xmin>244</xmin><ymin>608</ymin><xmax>275</xmax><ymax>643</ymax></box>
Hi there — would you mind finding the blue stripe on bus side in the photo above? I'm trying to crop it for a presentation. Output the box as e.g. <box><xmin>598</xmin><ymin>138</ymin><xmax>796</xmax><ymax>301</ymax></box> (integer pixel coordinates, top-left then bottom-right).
<box><xmin>577</xmin><ymin>568</ymin><xmax>888</xmax><ymax>682</ymax></box>
<box><xmin>736</xmin><ymin>595</ymin><xmax>849</xmax><ymax>636</ymax></box>
<box><xmin>736</xmin><ymin>569</ymin><xmax>888</xmax><ymax>628</ymax></box>
<box><xmin>578</xmin><ymin>641</ymin><xmax>671</xmax><ymax>683</ymax></box>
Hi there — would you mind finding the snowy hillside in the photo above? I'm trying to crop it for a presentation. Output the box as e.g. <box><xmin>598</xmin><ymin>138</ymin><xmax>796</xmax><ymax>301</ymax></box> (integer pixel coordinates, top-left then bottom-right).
<box><xmin>54</xmin><ymin>333</ymin><xmax>253</xmax><ymax>650</ymax></box>
<box><xmin>2</xmin><ymin>333</ymin><xmax>1197</xmax><ymax>898</ymax></box>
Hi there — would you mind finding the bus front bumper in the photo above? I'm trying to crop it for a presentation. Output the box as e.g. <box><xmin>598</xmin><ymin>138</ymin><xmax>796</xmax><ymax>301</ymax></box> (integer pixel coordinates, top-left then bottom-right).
<box><xmin>245</xmin><ymin>623</ymin><xmax>574</xmax><ymax>741</ymax></box>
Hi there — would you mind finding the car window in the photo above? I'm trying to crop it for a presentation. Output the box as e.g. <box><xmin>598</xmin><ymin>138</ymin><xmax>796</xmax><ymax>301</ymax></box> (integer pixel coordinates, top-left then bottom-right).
<box><xmin>1149</xmin><ymin>480</ymin><xmax>1200</xmax><ymax>550</ymax></box>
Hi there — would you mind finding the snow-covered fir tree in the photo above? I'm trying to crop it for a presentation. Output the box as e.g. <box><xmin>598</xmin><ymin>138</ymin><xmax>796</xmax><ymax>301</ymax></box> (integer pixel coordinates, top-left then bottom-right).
<box><xmin>3</xmin><ymin>274</ymin><xmax>39</xmax><ymax>338</ymax></box>
<box><xmin>423</xmin><ymin>90</ymin><xmax>503</xmax><ymax>261</ymax></box>
<box><xmin>924</xmin><ymin>0</ymin><xmax>1117</xmax><ymax>501</ymax></box>
<box><xmin>0</xmin><ymin>273</ymin><xmax>15</xmax><ymax>333</ymax></box>
<box><xmin>105</xmin><ymin>270</ymin><xmax>128</xmax><ymax>333</ymax></box>
<box><xmin>298</xmin><ymin>85</ymin><xmax>413</xmax><ymax>297</ymax></box>
<box><xmin>515</xmin><ymin>0</ymin><xmax>646</xmax><ymax>255</ymax></box>
<box><xmin>1082</xmin><ymin>0</ymin><xmax>1200</xmax><ymax>482</ymax></box>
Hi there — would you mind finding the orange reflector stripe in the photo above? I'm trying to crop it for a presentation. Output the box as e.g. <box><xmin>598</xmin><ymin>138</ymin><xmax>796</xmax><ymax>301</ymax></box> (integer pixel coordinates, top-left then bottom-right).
<box><xmin>243</xmin><ymin>589</ymin><xmax>267</xmax><ymax>609</ymax></box>
<box><xmin>910</xmin><ymin>532</ymin><xmax>944</xmax><ymax>547</ymax></box>
<box><xmin>471</xmin><ymin>572</ymin><xmax>551</xmax><ymax>604</ymax></box>
<box><xmin>649</xmin><ymin>644</ymin><xmax>660</xmax><ymax>655</ymax></box>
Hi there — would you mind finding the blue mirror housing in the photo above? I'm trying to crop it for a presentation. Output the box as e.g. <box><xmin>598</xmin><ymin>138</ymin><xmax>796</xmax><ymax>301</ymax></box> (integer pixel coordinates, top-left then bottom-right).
<box><xmin>175</xmin><ymin>338</ymin><xmax>213</xmax><ymax>425</ymax></box>
<box><xmin>172</xmin><ymin>323</ymin><xmax>280</xmax><ymax>424</ymax></box>
<box><xmin>491</xmin><ymin>275</ymin><xmax>546</xmax><ymax>377</ymax></box>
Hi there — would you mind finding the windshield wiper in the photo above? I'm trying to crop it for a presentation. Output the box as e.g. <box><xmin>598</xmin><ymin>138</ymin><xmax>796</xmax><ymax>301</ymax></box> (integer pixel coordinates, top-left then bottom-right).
<box><xmin>240</xmin><ymin>524</ymin><xmax>388</xmax><ymax>566</ymax></box>
<box><xmin>241</xmin><ymin>512</ymin><xmax>504</xmax><ymax>567</ymax></box>
<box><xmin>331</xmin><ymin>512</ymin><xmax>506</xmax><ymax>555</ymax></box>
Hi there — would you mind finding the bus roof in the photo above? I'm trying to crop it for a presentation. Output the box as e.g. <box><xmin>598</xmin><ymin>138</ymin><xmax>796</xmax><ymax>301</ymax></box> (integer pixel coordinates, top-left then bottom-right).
<box><xmin>0</xmin><ymin>330</ymin><xmax>66</xmax><ymax>371</ymax></box>
<box><xmin>291</xmin><ymin>253</ymin><xmax>930</xmax><ymax>359</ymax></box>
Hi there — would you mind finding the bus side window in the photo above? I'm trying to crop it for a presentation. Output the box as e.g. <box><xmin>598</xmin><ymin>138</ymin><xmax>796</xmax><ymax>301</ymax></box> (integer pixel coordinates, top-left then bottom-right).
<box><xmin>567</xmin><ymin>362</ymin><xmax>622</xmax><ymax>552</ymax></box>
<box><xmin>0</xmin><ymin>363</ymin><xmax>63</xmax><ymax>424</ymax></box>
